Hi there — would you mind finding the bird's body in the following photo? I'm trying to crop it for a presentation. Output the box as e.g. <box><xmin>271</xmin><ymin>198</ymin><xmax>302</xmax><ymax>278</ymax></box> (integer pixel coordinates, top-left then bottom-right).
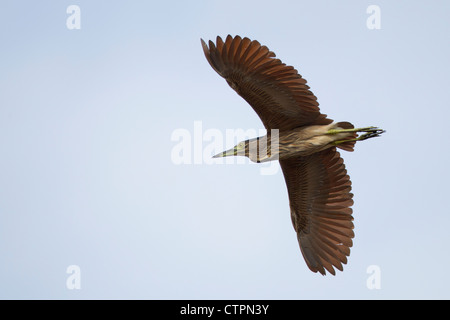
<box><xmin>218</xmin><ymin>122</ymin><xmax>360</xmax><ymax>163</ymax></box>
<box><xmin>278</xmin><ymin>124</ymin><xmax>349</xmax><ymax>158</ymax></box>
<box><xmin>202</xmin><ymin>35</ymin><xmax>384</xmax><ymax>275</ymax></box>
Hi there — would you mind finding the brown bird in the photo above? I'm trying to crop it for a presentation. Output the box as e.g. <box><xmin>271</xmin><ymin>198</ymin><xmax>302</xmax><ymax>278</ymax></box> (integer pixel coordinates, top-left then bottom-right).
<box><xmin>201</xmin><ymin>35</ymin><xmax>384</xmax><ymax>275</ymax></box>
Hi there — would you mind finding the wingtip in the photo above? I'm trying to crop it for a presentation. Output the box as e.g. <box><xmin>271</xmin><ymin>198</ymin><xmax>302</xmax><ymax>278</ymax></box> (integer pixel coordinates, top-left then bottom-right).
<box><xmin>200</xmin><ymin>38</ymin><xmax>207</xmax><ymax>49</ymax></box>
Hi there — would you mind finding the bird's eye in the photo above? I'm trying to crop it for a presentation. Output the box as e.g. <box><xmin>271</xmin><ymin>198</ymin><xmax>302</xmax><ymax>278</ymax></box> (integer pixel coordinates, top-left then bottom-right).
<box><xmin>238</xmin><ymin>142</ymin><xmax>245</xmax><ymax>148</ymax></box>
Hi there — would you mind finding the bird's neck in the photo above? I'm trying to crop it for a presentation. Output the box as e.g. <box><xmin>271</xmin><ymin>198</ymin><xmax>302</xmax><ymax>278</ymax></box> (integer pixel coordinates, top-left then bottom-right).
<box><xmin>249</xmin><ymin>133</ymin><xmax>281</xmax><ymax>163</ymax></box>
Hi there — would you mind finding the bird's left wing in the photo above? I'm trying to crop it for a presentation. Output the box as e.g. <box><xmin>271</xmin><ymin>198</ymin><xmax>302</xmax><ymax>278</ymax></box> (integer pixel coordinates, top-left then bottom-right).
<box><xmin>279</xmin><ymin>148</ymin><xmax>354</xmax><ymax>275</ymax></box>
<box><xmin>201</xmin><ymin>35</ymin><xmax>332</xmax><ymax>130</ymax></box>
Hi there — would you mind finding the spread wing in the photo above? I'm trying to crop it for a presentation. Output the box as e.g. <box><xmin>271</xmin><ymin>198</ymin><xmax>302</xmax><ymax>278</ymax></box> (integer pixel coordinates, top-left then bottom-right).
<box><xmin>279</xmin><ymin>148</ymin><xmax>354</xmax><ymax>275</ymax></box>
<box><xmin>201</xmin><ymin>35</ymin><xmax>332</xmax><ymax>130</ymax></box>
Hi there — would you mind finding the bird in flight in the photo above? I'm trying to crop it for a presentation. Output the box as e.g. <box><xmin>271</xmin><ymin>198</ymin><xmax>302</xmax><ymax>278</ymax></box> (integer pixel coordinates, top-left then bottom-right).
<box><xmin>201</xmin><ymin>35</ymin><xmax>384</xmax><ymax>275</ymax></box>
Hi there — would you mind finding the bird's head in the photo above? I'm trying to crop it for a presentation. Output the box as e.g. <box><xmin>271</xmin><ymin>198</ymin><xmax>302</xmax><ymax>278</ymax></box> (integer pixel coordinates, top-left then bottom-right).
<box><xmin>213</xmin><ymin>140</ymin><xmax>249</xmax><ymax>159</ymax></box>
<box><xmin>212</xmin><ymin>137</ymin><xmax>275</xmax><ymax>163</ymax></box>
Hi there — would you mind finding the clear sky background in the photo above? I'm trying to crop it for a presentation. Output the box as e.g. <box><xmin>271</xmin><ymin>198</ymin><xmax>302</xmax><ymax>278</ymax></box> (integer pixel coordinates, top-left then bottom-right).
<box><xmin>1</xmin><ymin>0</ymin><xmax>449</xmax><ymax>299</ymax></box>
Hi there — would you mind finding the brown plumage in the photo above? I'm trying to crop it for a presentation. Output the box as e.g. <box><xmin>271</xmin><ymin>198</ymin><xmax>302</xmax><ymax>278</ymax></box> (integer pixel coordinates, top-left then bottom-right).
<box><xmin>202</xmin><ymin>35</ymin><xmax>384</xmax><ymax>275</ymax></box>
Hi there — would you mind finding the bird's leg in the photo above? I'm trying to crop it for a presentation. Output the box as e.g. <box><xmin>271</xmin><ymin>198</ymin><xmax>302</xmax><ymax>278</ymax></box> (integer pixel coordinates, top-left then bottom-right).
<box><xmin>326</xmin><ymin>126</ymin><xmax>382</xmax><ymax>135</ymax></box>
<box><xmin>331</xmin><ymin>128</ymin><xmax>385</xmax><ymax>146</ymax></box>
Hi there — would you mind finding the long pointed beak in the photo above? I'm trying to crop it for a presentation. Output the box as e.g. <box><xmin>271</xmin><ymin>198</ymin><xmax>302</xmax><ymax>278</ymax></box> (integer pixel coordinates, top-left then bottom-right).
<box><xmin>212</xmin><ymin>146</ymin><xmax>236</xmax><ymax>158</ymax></box>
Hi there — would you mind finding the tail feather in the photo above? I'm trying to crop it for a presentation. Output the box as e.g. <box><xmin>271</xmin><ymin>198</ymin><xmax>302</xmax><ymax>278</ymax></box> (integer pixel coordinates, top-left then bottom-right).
<box><xmin>336</xmin><ymin>133</ymin><xmax>357</xmax><ymax>152</ymax></box>
<box><xmin>336</xmin><ymin>122</ymin><xmax>356</xmax><ymax>151</ymax></box>
<box><xmin>336</xmin><ymin>121</ymin><xmax>354</xmax><ymax>130</ymax></box>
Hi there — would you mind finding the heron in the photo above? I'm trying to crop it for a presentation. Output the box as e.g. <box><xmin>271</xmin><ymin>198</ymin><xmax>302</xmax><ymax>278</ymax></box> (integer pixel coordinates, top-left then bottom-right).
<box><xmin>201</xmin><ymin>35</ymin><xmax>384</xmax><ymax>275</ymax></box>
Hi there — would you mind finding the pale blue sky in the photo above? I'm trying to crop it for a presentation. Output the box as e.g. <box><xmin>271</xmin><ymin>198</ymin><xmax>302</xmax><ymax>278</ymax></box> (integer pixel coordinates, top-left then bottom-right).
<box><xmin>1</xmin><ymin>0</ymin><xmax>449</xmax><ymax>299</ymax></box>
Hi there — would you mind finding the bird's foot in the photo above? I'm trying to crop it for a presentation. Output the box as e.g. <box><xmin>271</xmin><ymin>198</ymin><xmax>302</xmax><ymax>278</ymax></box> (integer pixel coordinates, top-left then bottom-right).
<box><xmin>327</xmin><ymin>126</ymin><xmax>385</xmax><ymax>136</ymax></box>
<box><xmin>331</xmin><ymin>127</ymin><xmax>385</xmax><ymax>145</ymax></box>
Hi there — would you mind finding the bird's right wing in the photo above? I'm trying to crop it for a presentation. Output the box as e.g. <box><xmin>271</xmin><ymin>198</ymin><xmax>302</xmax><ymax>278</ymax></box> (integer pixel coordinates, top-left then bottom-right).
<box><xmin>279</xmin><ymin>148</ymin><xmax>354</xmax><ymax>275</ymax></box>
<box><xmin>201</xmin><ymin>35</ymin><xmax>332</xmax><ymax>130</ymax></box>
